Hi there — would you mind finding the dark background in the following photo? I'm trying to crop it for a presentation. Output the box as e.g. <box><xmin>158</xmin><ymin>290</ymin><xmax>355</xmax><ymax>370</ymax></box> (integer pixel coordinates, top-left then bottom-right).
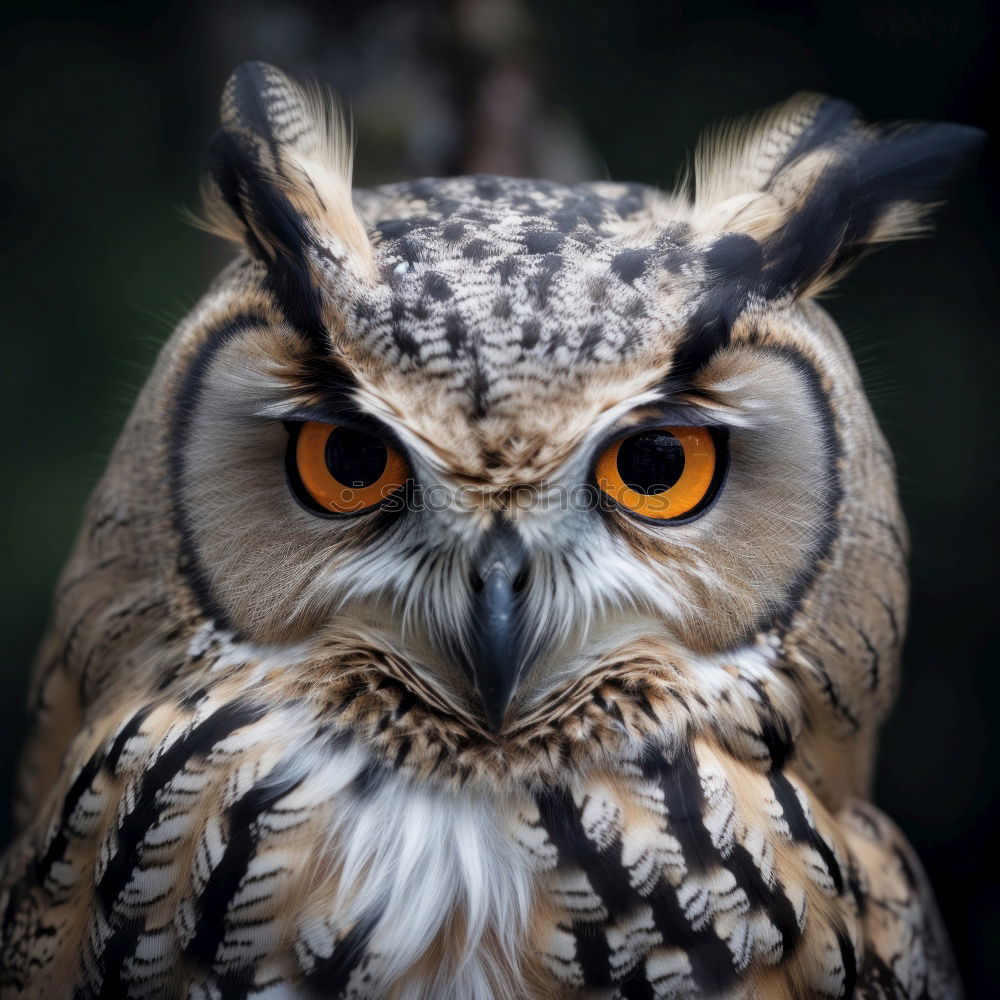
<box><xmin>0</xmin><ymin>0</ymin><xmax>995</xmax><ymax>990</ymax></box>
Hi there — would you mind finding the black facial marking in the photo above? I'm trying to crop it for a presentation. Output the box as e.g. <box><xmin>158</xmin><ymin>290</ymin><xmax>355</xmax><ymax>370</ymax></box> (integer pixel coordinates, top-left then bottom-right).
<box><xmin>669</xmin><ymin>312</ymin><xmax>732</xmax><ymax>385</ymax></box>
<box><xmin>422</xmin><ymin>271</ymin><xmax>453</xmax><ymax>301</ymax></box>
<box><xmin>526</xmin><ymin>253</ymin><xmax>562</xmax><ymax>305</ymax></box>
<box><xmin>523</xmin><ymin>229</ymin><xmax>564</xmax><ymax>255</ymax></box>
<box><xmin>169</xmin><ymin>313</ymin><xmax>272</xmax><ymax>630</ymax></box>
<box><xmin>610</xmin><ymin>247</ymin><xmax>651</xmax><ymax>284</ymax></box>
<box><xmin>761</xmin><ymin>344</ymin><xmax>843</xmax><ymax>633</ymax></box>
<box><xmin>468</xmin><ymin>353</ymin><xmax>490</xmax><ymax>420</ymax></box>
<box><xmin>388</xmin><ymin>298</ymin><xmax>430</xmax><ymax>345</ymax></box>
<box><xmin>441</xmin><ymin>220</ymin><xmax>467</xmax><ymax>242</ymax></box>
<box><xmin>396</xmin><ymin>237</ymin><xmax>423</xmax><ymax>267</ymax></box>
<box><xmin>376</xmin><ymin>217</ymin><xmax>429</xmax><ymax>240</ymax></box>
<box><xmin>520</xmin><ymin>318</ymin><xmax>540</xmax><ymax>350</ymax></box>
<box><xmin>209</xmin><ymin>132</ymin><xmax>327</xmax><ymax>347</ymax></box>
<box><xmin>445</xmin><ymin>313</ymin><xmax>467</xmax><ymax>357</ymax></box>
<box><xmin>495</xmin><ymin>256</ymin><xmax>520</xmax><ymax>284</ymax></box>
<box><xmin>392</xmin><ymin>322</ymin><xmax>420</xmax><ymax>359</ymax></box>
<box><xmin>492</xmin><ymin>295</ymin><xmax>512</xmax><ymax>320</ymax></box>
<box><xmin>703</xmin><ymin>233</ymin><xmax>763</xmax><ymax>283</ymax></box>
<box><xmin>657</xmin><ymin>244</ymin><xmax>688</xmax><ymax>273</ymax></box>
<box><xmin>461</xmin><ymin>238</ymin><xmax>492</xmax><ymax>262</ymax></box>
<box><xmin>666</xmin><ymin>235</ymin><xmax>767</xmax><ymax>383</ymax></box>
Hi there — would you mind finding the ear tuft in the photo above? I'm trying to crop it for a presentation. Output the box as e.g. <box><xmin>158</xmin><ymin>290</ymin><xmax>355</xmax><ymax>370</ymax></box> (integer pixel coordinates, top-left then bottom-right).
<box><xmin>688</xmin><ymin>93</ymin><xmax>985</xmax><ymax>298</ymax></box>
<box><xmin>692</xmin><ymin>93</ymin><xmax>856</xmax><ymax>225</ymax></box>
<box><xmin>200</xmin><ymin>61</ymin><xmax>372</xmax><ymax>277</ymax></box>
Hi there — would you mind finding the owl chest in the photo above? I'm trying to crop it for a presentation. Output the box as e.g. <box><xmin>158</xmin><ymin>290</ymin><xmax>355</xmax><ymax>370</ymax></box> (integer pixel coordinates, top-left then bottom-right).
<box><xmin>267</xmin><ymin>751</ymin><xmax>784</xmax><ymax>1000</ymax></box>
<box><xmin>17</xmin><ymin>701</ymin><xmax>849</xmax><ymax>999</ymax></box>
<box><xmin>278</xmin><ymin>748</ymin><xmax>858</xmax><ymax>1000</ymax></box>
<box><xmin>224</xmin><ymin>750</ymin><xmax>541</xmax><ymax>999</ymax></box>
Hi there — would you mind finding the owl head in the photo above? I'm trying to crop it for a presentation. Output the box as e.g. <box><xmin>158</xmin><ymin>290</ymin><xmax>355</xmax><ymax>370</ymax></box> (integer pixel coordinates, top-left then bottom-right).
<box><xmin>93</xmin><ymin>63</ymin><xmax>979</xmax><ymax>793</ymax></box>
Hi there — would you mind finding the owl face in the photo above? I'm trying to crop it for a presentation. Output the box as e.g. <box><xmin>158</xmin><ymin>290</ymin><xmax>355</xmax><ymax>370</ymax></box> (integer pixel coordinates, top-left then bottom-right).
<box><xmin>177</xmin><ymin>205</ymin><xmax>835</xmax><ymax>724</ymax></box>
<box><xmin>165</xmin><ymin>63</ymin><xmax>978</xmax><ymax>748</ymax></box>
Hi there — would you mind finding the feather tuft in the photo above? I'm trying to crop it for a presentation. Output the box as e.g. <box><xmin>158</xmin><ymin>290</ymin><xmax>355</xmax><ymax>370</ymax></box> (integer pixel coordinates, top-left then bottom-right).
<box><xmin>686</xmin><ymin>92</ymin><xmax>984</xmax><ymax>297</ymax></box>
<box><xmin>200</xmin><ymin>61</ymin><xmax>373</xmax><ymax>277</ymax></box>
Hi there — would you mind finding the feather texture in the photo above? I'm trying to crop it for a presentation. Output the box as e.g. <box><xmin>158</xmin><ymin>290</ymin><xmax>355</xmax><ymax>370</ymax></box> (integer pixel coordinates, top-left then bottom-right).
<box><xmin>0</xmin><ymin>66</ymin><xmax>976</xmax><ymax>998</ymax></box>
<box><xmin>688</xmin><ymin>92</ymin><xmax>984</xmax><ymax>296</ymax></box>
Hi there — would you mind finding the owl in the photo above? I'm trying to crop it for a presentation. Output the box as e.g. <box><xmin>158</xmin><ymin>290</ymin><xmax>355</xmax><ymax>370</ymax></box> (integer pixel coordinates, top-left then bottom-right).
<box><xmin>0</xmin><ymin>62</ymin><xmax>983</xmax><ymax>1000</ymax></box>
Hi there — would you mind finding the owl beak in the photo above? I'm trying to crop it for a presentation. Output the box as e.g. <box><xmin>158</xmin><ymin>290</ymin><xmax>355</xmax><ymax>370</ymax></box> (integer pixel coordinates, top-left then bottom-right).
<box><xmin>468</xmin><ymin>523</ymin><xmax>529</xmax><ymax>732</ymax></box>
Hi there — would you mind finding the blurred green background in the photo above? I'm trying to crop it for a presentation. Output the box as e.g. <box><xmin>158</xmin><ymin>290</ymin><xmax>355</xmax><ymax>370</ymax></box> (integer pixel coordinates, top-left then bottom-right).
<box><xmin>0</xmin><ymin>0</ymin><xmax>995</xmax><ymax>990</ymax></box>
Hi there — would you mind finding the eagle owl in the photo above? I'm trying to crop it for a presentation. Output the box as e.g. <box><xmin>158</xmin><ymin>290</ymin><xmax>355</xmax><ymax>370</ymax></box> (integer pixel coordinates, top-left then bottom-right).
<box><xmin>0</xmin><ymin>63</ymin><xmax>983</xmax><ymax>999</ymax></box>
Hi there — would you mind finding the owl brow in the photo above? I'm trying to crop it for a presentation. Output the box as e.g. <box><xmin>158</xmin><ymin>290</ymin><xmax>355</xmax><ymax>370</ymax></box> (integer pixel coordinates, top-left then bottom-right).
<box><xmin>271</xmin><ymin>354</ymin><xmax>365</xmax><ymax>421</ymax></box>
<box><xmin>637</xmin><ymin>401</ymin><xmax>725</xmax><ymax>427</ymax></box>
<box><xmin>278</xmin><ymin>356</ymin><xmax>409</xmax><ymax>447</ymax></box>
<box><xmin>280</xmin><ymin>405</ymin><xmax>406</xmax><ymax>454</ymax></box>
<box><xmin>662</xmin><ymin>234</ymin><xmax>766</xmax><ymax>390</ymax></box>
<box><xmin>587</xmin><ymin>403</ymin><xmax>727</xmax><ymax>463</ymax></box>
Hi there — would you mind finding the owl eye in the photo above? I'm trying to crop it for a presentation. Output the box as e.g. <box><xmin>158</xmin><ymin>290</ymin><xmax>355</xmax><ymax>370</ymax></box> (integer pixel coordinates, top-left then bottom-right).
<box><xmin>595</xmin><ymin>426</ymin><xmax>723</xmax><ymax>521</ymax></box>
<box><xmin>289</xmin><ymin>421</ymin><xmax>409</xmax><ymax>515</ymax></box>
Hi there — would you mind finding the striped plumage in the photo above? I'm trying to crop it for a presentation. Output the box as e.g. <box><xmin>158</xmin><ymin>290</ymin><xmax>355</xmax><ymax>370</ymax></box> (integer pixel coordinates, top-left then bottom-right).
<box><xmin>0</xmin><ymin>63</ymin><xmax>981</xmax><ymax>998</ymax></box>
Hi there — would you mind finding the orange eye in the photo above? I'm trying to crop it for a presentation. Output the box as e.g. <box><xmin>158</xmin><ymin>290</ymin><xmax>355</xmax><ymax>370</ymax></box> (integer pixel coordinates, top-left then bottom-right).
<box><xmin>595</xmin><ymin>426</ymin><xmax>721</xmax><ymax>521</ymax></box>
<box><xmin>291</xmin><ymin>421</ymin><xmax>409</xmax><ymax>515</ymax></box>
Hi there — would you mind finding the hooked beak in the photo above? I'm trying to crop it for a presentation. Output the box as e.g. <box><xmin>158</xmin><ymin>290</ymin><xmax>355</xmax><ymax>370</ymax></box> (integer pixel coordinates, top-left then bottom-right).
<box><xmin>467</xmin><ymin>522</ymin><xmax>529</xmax><ymax>732</ymax></box>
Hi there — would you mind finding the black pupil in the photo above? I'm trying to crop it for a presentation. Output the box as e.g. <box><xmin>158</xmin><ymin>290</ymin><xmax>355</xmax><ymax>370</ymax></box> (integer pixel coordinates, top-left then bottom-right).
<box><xmin>617</xmin><ymin>430</ymin><xmax>685</xmax><ymax>494</ymax></box>
<box><xmin>325</xmin><ymin>427</ymin><xmax>387</xmax><ymax>488</ymax></box>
